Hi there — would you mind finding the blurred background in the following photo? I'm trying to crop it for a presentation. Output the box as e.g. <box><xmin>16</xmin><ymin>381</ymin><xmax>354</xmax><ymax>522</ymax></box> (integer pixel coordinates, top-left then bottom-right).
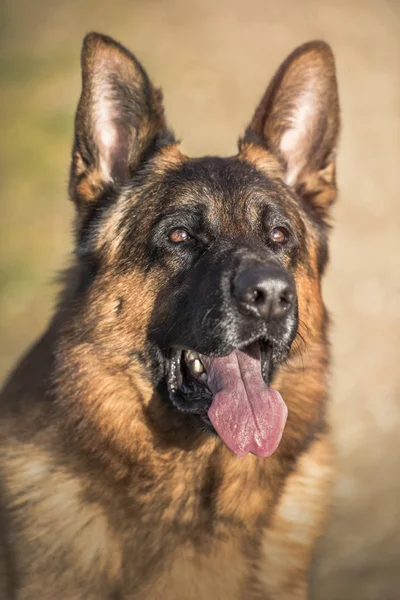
<box><xmin>0</xmin><ymin>0</ymin><xmax>399</xmax><ymax>597</ymax></box>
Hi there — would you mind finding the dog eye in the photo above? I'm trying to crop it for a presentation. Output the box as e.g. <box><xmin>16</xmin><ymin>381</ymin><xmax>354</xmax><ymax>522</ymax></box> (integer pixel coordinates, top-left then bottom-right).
<box><xmin>269</xmin><ymin>227</ymin><xmax>289</xmax><ymax>244</ymax></box>
<box><xmin>168</xmin><ymin>228</ymin><xmax>192</xmax><ymax>244</ymax></box>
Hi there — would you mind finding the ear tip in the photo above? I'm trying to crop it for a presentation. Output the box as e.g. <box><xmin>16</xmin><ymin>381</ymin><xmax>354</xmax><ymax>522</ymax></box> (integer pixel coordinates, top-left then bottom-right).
<box><xmin>81</xmin><ymin>32</ymin><xmax>146</xmax><ymax>78</ymax></box>
<box><xmin>298</xmin><ymin>39</ymin><xmax>334</xmax><ymax>53</ymax></box>
<box><xmin>81</xmin><ymin>32</ymin><xmax>119</xmax><ymax>60</ymax></box>
<box><xmin>83</xmin><ymin>31</ymin><xmax>107</xmax><ymax>48</ymax></box>
<box><xmin>293</xmin><ymin>40</ymin><xmax>336</xmax><ymax>66</ymax></box>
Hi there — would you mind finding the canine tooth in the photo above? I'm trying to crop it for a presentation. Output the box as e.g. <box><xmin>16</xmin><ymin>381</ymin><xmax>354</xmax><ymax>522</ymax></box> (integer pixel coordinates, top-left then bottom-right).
<box><xmin>192</xmin><ymin>359</ymin><xmax>204</xmax><ymax>374</ymax></box>
<box><xmin>186</xmin><ymin>350</ymin><xmax>197</xmax><ymax>361</ymax></box>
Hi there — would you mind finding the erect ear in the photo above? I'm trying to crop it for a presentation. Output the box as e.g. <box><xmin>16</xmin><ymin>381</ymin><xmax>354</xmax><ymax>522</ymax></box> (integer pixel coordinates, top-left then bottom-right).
<box><xmin>69</xmin><ymin>32</ymin><xmax>174</xmax><ymax>215</ymax></box>
<box><xmin>240</xmin><ymin>41</ymin><xmax>340</xmax><ymax>216</ymax></box>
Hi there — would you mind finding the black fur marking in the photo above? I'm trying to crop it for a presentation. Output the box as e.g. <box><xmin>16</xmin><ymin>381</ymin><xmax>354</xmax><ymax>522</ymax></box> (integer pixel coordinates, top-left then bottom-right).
<box><xmin>200</xmin><ymin>451</ymin><xmax>223</xmax><ymax>532</ymax></box>
<box><xmin>75</xmin><ymin>253</ymin><xmax>101</xmax><ymax>295</ymax></box>
<box><xmin>116</xmin><ymin>297</ymin><xmax>124</xmax><ymax>314</ymax></box>
<box><xmin>76</xmin><ymin>185</ymin><xmax>118</xmax><ymax>251</ymax></box>
<box><xmin>127</xmin><ymin>350</ymin><xmax>146</xmax><ymax>367</ymax></box>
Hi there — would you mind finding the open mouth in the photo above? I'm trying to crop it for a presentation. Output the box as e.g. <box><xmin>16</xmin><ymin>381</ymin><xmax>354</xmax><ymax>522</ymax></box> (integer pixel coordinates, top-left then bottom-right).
<box><xmin>165</xmin><ymin>338</ymin><xmax>288</xmax><ymax>458</ymax></box>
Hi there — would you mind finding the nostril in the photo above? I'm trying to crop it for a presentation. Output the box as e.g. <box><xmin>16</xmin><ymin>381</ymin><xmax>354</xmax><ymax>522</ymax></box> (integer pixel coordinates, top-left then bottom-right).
<box><xmin>273</xmin><ymin>289</ymin><xmax>294</xmax><ymax>318</ymax></box>
<box><xmin>250</xmin><ymin>287</ymin><xmax>265</xmax><ymax>305</ymax></box>
<box><xmin>278</xmin><ymin>291</ymin><xmax>292</xmax><ymax>309</ymax></box>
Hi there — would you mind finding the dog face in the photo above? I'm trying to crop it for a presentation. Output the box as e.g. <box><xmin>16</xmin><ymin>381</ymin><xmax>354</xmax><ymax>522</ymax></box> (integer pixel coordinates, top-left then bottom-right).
<box><xmin>68</xmin><ymin>33</ymin><xmax>339</xmax><ymax>457</ymax></box>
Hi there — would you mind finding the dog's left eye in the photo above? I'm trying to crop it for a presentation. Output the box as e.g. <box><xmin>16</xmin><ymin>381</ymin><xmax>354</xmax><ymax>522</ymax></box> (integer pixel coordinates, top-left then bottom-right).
<box><xmin>269</xmin><ymin>227</ymin><xmax>289</xmax><ymax>244</ymax></box>
<box><xmin>168</xmin><ymin>228</ymin><xmax>192</xmax><ymax>244</ymax></box>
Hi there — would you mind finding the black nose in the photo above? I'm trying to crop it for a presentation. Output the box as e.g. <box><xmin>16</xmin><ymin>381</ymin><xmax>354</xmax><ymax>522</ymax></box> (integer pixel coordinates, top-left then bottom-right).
<box><xmin>233</xmin><ymin>264</ymin><xmax>295</xmax><ymax>321</ymax></box>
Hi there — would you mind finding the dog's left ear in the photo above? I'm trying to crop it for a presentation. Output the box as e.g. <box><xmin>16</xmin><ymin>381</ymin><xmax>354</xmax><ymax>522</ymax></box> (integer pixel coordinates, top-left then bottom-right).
<box><xmin>240</xmin><ymin>41</ymin><xmax>340</xmax><ymax>216</ymax></box>
<box><xmin>70</xmin><ymin>33</ymin><xmax>174</xmax><ymax>216</ymax></box>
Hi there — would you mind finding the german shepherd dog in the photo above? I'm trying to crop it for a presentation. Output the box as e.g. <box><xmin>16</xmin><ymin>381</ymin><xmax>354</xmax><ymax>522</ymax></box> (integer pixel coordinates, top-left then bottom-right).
<box><xmin>0</xmin><ymin>33</ymin><xmax>340</xmax><ymax>599</ymax></box>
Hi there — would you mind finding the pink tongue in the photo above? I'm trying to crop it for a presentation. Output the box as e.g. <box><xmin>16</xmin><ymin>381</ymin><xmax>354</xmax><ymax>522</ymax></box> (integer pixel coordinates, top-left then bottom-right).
<box><xmin>201</xmin><ymin>344</ymin><xmax>287</xmax><ymax>457</ymax></box>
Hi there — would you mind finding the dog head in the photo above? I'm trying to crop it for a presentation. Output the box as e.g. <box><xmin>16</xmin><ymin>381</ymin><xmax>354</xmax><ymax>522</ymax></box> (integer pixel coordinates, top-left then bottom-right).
<box><xmin>67</xmin><ymin>33</ymin><xmax>339</xmax><ymax>457</ymax></box>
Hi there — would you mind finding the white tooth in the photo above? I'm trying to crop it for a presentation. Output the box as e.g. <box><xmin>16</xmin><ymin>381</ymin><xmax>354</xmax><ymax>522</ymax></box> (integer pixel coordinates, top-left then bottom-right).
<box><xmin>186</xmin><ymin>350</ymin><xmax>197</xmax><ymax>361</ymax></box>
<box><xmin>192</xmin><ymin>359</ymin><xmax>204</xmax><ymax>374</ymax></box>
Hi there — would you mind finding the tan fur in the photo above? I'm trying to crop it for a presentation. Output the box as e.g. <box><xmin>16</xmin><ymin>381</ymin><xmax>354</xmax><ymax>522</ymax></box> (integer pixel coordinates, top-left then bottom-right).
<box><xmin>259</xmin><ymin>435</ymin><xmax>334</xmax><ymax>599</ymax></box>
<box><xmin>238</xmin><ymin>143</ymin><xmax>284</xmax><ymax>179</ymax></box>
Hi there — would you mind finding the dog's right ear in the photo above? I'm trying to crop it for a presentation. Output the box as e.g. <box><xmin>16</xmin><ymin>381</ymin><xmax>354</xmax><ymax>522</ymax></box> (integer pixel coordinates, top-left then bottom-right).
<box><xmin>69</xmin><ymin>33</ymin><xmax>174</xmax><ymax>216</ymax></box>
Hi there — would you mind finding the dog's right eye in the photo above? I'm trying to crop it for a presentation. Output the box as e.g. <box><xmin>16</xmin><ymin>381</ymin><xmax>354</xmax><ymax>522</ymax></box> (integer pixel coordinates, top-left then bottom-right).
<box><xmin>168</xmin><ymin>228</ymin><xmax>192</xmax><ymax>244</ymax></box>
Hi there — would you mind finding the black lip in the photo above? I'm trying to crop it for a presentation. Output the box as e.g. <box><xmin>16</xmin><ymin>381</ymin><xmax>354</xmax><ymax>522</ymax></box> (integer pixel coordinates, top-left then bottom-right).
<box><xmin>166</xmin><ymin>349</ymin><xmax>213</xmax><ymax>416</ymax></box>
<box><xmin>164</xmin><ymin>336</ymin><xmax>273</xmax><ymax>431</ymax></box>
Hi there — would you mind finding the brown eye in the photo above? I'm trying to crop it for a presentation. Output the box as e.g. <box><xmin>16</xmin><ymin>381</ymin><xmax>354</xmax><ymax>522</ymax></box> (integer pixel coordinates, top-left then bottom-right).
<box><xmin>270</xmin><ymin>227</ymin><xmax>288</xmax><ymax>244</ymax></box>
<box><xmin>169</xmin><ymin>228</ymin><xmax>191</xmax><ymax>243</ymax></box>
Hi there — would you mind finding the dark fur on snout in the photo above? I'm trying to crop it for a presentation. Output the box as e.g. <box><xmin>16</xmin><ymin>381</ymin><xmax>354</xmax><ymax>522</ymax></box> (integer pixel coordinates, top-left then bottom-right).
<box><xmin>0</xmin><ymin>33</ymin><xmax>340</xmax><ymax>600</ymax></box>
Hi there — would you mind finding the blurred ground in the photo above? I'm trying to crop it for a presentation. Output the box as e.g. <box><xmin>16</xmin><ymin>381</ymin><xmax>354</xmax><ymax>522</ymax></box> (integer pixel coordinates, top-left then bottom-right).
<box><xmin>0</xmin><ymin>0</ymin><xmax>399</xmax><ymax>598</ymax></box>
